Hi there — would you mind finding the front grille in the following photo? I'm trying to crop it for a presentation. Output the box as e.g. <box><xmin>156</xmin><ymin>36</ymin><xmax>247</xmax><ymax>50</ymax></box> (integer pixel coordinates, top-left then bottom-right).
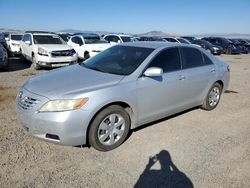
<box><xmin>18</xmin><ymin>96</ymin><xmax>40</xmax><ymax>110</ymax></box>
<box><xmin>51</xmin><ymin>50</ymin><xmax>75</xmax><ymax>57</ymax></box>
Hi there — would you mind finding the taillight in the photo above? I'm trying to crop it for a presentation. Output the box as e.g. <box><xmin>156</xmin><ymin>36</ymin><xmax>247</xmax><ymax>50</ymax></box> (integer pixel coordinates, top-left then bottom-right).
<box><xmin>227</xmin><ymin>65</ymin><xmax>230</xmax><ymax>72</ymax></box>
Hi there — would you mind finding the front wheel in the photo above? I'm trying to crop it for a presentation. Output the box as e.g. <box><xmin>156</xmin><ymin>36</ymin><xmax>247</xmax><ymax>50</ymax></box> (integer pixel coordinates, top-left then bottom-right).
<box><xmin>201</xmin><ymin>82</ymin><xmax>222</xmax><ymax>111</ymax></box>
<box><xmin>31</xmin><ymin>55</ymin><xmax>41</xmax><ymax>70</ymax></box>
<box><xmin>89</xmin><ymin>105</ymin><xmax>130</xmax><ymax>151</ymax></box>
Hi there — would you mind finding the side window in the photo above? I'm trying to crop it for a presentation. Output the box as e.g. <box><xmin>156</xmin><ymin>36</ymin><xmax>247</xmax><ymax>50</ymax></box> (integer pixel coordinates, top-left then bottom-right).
<box><xmin>23</xmin><ymin>34</ymin><xmax>29</xmax><ymax>42</ymax></box>
<box><xmin>209</xmin><ymin>38</ymin><xmax>216</xmax><ymax>43</ymax></box>
<box><xmin>104</xmin><ymin>36</ymin><xmax>111</xmax><ymax>42</ymax></box>
<box><xmin>113</xmin><ymin>36</ymin><xmax>120</xmax><ymax>42</ymax></box>
<box><xmin>148</xmin><ymin>48</ymin><xmax>181</xmax><ymax>73</ymax></box>
<box><xmin>202</xmin><ymin>53</ymin><xmax>213</xmax><ymax>65</ymax></box>
<box><xmin>181</xmin><ymin>47</ymin><xmax>204</xmax><ymax>69</ymax></box>
<box><xmin>72</xmin><ymin>37</ymin><xmax>83</xmax><ymax>45</ymax></box>
<box><xmin>170</xmin><ymin>38</ymin><xmax>178</xmax><ymax>42</ymax></box>
<box><xmin>27</xmin><ymin>35</ymin><xmax>32</xmax><ymax>44</ymax></box>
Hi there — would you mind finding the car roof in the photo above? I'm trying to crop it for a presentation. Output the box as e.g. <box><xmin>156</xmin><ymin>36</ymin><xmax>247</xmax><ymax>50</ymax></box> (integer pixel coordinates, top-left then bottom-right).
<box><xmin>32</xmin><ymin>33</ymin><xmax>58</xmax><ymax>36</ymax></box>
<box><xmin>120</xmin><ymin>41</ymin><xmax>191</xmax><ymax>49</ymax></box>
<box><xmin>105</xmin><ymin>34</ymin><xmax>132</xmax><ymax>37</ymax></box>
<box><xmin>73</xmin><ymin>33</ymin><xmax>99</xmax><ymax>37</ymax></box>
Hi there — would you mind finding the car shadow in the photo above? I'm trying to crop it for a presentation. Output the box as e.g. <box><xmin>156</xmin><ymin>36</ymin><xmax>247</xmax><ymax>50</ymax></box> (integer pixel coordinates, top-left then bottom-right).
<box><xmin>134</xmin><ymin>150</ymin><xmax>193</xmax><ymax>188</ymax></box>
<box><xmin>129</xmin><ymin>107</ymin><xmax>199</xmax><ymax>136</ymax></box>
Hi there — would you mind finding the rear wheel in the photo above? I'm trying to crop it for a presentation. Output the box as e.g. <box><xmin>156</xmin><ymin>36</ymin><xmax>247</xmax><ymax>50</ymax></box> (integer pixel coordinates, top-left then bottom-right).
<box><xmin>226</xmin><ymin>48</ymin><xmax>231</xmax><ymax>54</ymax></box>
<box><xmin>201</xmin><ymin>82</ymin><xmax>222</xmax><ymax>111</ymax></box>
<box><xmin>89</xmin><ymin>105</ymin><xmax>130</xmax><ymax>151</ymax></box>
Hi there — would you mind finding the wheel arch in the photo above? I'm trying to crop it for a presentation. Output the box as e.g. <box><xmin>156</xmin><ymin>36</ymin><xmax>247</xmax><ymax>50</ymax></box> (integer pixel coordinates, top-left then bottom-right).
<box><xmin>85</xmin><ymin>101</ymin><xmax>135</xmax><ymax>146</ymax></box>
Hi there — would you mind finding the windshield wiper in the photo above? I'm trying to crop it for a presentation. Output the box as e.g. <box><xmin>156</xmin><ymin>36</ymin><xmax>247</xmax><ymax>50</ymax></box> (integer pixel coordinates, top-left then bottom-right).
<box><xmin>82</xmin><ymin>64</ymin><xmax>104</xmax><ymax>73</ymax></box>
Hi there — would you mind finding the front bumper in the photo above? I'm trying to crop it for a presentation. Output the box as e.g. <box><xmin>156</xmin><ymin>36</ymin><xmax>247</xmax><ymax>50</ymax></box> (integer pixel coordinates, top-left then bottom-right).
<box><xmin>36</xmin><ymin>53</ymin><xmax>78</xmax><ymax>68</ymax></box>
<box><xmin>9</xmin><ymin>45</ymin><xmax>21</xmax><ymax>53</ymax></box>
<box><xmin>16</xmin><ymin>88</ymin><xmax>92</xmax><ymax>146</ymax></box>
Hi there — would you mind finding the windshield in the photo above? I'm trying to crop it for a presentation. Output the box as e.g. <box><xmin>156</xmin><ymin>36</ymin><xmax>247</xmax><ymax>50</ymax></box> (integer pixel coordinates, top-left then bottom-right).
<box><xmin>177</xmin><ymin>38</ymin><xmax>191</xmax><ymax>44</ymax></box>
<box><xmin>82</xmin><ymin>46</ymin><xmax>154</xmax><ymax>75</ymax></box>
<box><xmin>84</xmin><ymin>36</ymin><xmax>107</xmax><ymax>44</ymax></box>
<box><xmin>33</xmin><ymin>35</ymin><xmax>65</xmax><ymax>44</ymax></box>
<box><xmin>200</xmin><ymin>40</ymin><xmax>213</xmax><ymax>47</ymax></box>
<box><xmin>221</xmin><ymin>38</ymin><xmax>232</xmax><ymax>44</ymax></box>
<box><xmin>59</xmin><ymin>34</ymin><xmax>70</xmax><ymax>42</ymax></box>
<box><xmin>11</xmin><ymin>35</ymin><xmax>22</xmax><ymax>41</ymax></box>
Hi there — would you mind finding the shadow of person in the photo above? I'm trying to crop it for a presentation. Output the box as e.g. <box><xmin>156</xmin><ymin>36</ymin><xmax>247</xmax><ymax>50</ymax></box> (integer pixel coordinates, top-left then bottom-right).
<box><xmin>134</xmin><ymin>150</ymin><xmax>193</xmax><ymax>188</ymax></box>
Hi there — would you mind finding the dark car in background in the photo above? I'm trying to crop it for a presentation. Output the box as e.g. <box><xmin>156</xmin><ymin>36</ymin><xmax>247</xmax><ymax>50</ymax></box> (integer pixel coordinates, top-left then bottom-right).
<box><xmin>0</xmin><ymin>43</ymin><xmax>8</xmax><ymax>69</ymax></box>
<box><xmin>229</xmin><ymin>39</ymin><xmax>248</xmax><ymax>54</ymax></box>
<box><xmin>202</xmin><ymin>37</ymin><xmax>240</xmax><ymax>54</ymax></box>
<box><xmin>192</xmin><ymin>39</ymin><xmax>223</xmax><ymax>55</ymax></box>
<box><xmin>0</xmin><ymin>33</ymin><xmax>8</xmax><ymax>50</ymax></box>
<box><xmin>138</xmin><ymin>36</ymin><xmax>165</xmax><ymax>41</ymax></box>
<box><xmin>236</xmin><ymin>39</ymin><xmax>250</xmax><ymax>52</ymax></box>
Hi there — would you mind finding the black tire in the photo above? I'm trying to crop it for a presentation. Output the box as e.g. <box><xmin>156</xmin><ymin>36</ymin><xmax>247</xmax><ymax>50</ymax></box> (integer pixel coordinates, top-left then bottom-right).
<box><xmin>201</xmin><ymin>82</ymin><xmax>222</xmax><ymax>111</ymax></box>
<box><xmin>89</xmin><ymin>105</ymin><xmax>130</xmax><ymax>151</ymax></box>
<box><xmin>84</xmin><ymin>51</ymin><xmax>90</xmax><ymax>60</ymax></box>
<box><xmin>226</xmin><ymin>48</ymin><xmax>231</xmax><ymax>54</ymax></box>
<box><xmin>31</xmin><ymin>55</ymin><xmax>41</xmax><ymax>70</ymax></box>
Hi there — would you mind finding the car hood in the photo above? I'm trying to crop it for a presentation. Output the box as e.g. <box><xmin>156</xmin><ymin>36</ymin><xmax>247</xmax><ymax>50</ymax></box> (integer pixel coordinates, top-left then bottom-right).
<box><xmin>36</xmin><ymin>44</ymin><xmax>73</xmax><ymax>52</ymax></box>
<box><xmin>24</xmin><ymin>64</ymin><xmax>124</xmax><ymax>99</ymax></box>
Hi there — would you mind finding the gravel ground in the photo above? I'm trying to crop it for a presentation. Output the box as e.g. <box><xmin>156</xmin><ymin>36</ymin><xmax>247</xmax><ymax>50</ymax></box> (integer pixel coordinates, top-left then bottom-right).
<box><xmin>0</xmin><ymin>55</ymin><xmax>250</xmax><ymax>188</ymax></box>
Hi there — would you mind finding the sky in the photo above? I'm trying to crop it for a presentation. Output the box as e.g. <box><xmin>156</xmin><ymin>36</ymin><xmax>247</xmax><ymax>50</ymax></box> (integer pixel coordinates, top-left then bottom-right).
<box><xmin>0</xmin><ymin>0</ymin><xmax>250</xmax><ymax>35</ymax></box>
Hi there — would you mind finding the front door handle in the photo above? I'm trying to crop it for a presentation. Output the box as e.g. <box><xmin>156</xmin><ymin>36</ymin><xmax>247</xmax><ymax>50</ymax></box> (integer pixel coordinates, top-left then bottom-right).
<box><xmin>179</xmin><ymin>75</ymin><xmax>186</xmax><ymax>81</ymax></box>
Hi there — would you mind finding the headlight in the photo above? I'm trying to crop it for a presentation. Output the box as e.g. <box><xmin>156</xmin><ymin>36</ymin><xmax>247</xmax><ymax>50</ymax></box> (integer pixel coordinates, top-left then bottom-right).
<box><xmin>212</xmin><ymin>47</ymin><xmax>219</xmax><ymax>50</ymax></box>
<box><xmin>38</xmin><ymin>47</ymin><xmax>49</xmax><ymax>56</ymax></box>
<box><xmin>38</xmin><ymin>98</ymin><xmax>88</xmax><ymax>112</ymax></box>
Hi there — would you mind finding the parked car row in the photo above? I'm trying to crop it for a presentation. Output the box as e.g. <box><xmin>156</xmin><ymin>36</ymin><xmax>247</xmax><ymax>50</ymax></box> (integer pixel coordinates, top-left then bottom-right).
<box><xmin>1</xmin><ymin>30</ymin><xmax>250</xmax><ymax>70</ymax></box>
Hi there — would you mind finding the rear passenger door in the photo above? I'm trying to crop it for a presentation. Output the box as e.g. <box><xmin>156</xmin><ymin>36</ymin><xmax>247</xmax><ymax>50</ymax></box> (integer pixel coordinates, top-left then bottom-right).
<box><xmin>180</xmin><ymin>47</ymin><xmax>216</xmax><ymax>105</ymax></box>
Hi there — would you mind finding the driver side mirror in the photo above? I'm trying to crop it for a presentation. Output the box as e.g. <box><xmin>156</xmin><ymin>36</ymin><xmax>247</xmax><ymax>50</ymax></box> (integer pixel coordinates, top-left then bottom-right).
<box><xmin>143</xmin><ymin>67</ymin><xmax>163</xmax><ymax>77</ymax></box>
<box><xmin>25</xmin><ymin>40</ymin><xmax>31</xmax><ymax>45</ymax></box>
<box><xmin>117</xmin><ymin>40</ymin><xmax>121</xmax><ymax>44</ymax></box>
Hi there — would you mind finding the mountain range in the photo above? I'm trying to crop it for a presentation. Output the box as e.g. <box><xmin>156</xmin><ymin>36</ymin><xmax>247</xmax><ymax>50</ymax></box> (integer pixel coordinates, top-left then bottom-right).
<box><xmin>1</xmin><ymin>28</ymin><xmax>250</xmax><ymax>39</ymax></box>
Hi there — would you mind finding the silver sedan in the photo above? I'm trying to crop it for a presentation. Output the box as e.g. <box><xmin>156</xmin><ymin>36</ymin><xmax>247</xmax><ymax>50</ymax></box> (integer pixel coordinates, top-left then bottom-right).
<box><xmin>16</xmin><ymin>42</ymin><xmax>230</xmax><ymax>151</ymax></box>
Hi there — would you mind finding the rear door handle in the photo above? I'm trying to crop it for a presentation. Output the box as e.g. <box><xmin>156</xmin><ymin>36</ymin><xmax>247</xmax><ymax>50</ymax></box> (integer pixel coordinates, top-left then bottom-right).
<box><xmin>179</xmin><ymin>75</ymin><xmax>186</xmax><ymax>81</ymax></box>
<box><xmin>211</xmin><ymin>69</ymin><xmax>216</xmax><ymax>73</ymax></box>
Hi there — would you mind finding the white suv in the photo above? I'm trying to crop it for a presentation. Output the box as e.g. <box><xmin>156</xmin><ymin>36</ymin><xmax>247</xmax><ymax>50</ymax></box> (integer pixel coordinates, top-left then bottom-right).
<box><xmin>103</xmin><ymin>34</ymin><xmax>137</xmax><ymax>44</ymax></box>
<box><xmin>5</xmin><ymin>33</ymin><xmax>23</xmax><ymax>56</ymax></box>
<box><xmin>20</xmin><ymin>31</ymin><xmax>78</xmax><ymax>70</ymax></box>
<box><xmin>67</xmin><ymin>33</ymin><xmax>112</xmax><ymax>60</ymax></box>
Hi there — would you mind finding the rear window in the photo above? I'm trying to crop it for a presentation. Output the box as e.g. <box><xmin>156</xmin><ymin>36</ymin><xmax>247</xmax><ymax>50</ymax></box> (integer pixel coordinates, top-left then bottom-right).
<box><xmin>181</xmin><ymin>47</ymin><xmax>204</xmax><ymax>69</ymax></box>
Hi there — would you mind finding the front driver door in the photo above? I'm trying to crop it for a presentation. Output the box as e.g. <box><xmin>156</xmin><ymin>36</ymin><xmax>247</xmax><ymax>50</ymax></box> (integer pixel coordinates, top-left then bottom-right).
<box><xmin>136</xmin><ymin>47</ymin><xmax>187</xmax><ymax>125</ymax></box>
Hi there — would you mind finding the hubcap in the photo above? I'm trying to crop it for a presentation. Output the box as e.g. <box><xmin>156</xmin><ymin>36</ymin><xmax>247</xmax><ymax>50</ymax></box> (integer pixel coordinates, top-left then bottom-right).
<box><xmin>97</xmin><ymin>114</ymin><xmax>125</xmax><ymax>146</ymax></box>
<box><xmin>209</xmin><ymin>86</ymin><xmax>220</xmax><ymax>107</ymax></box>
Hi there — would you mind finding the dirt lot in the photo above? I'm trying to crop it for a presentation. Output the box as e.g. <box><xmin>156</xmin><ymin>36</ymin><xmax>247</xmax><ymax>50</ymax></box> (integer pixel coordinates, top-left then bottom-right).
<box><xmin>0</xmin><ymin>55</ymin><xmax>250</xmax><ymax>188</ymax></box>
